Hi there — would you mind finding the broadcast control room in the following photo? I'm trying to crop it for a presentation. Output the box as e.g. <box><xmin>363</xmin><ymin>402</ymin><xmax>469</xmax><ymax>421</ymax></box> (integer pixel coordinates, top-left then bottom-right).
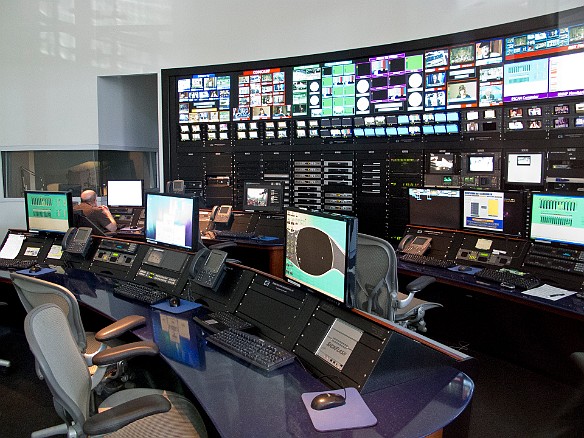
<box><xmin>1</xmin><ymin>2</ymin><xmax>584</xmax><ymax>438</ymax></box>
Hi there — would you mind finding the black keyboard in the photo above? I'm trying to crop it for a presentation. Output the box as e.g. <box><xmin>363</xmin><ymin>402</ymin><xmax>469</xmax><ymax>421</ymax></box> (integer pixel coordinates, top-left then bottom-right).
<box><xmin>475</xmin><ymin>268</ymin><xmax>542</xmax><ymax>290</ymax></box>
<box><xmin>193</xmin><ymin>311</ymin><xmax>255</xmax><ymax>334</ymax></box>
<box><xmin>400</xmin><ymin>253</ymin><xmax>456</xmax><ymax>269</ymax></box>
<box><xmin>0</xmin><ymin>258</ymin><xmax>37</xmax><ymax>270</ymax></box>
<box><xmin>213</xmin><ymin>230</ymin><xmax>256</xmax><ymax>240</ymax></box>
<box><xmin>113</xmin><ymin>281</ymin><xmax>169</xmax><ymax>304</ymax></box>
<box><xmin>206</xmin><ymin>328</ymin><xmax>295</xmax><ymax>372</ymax></box>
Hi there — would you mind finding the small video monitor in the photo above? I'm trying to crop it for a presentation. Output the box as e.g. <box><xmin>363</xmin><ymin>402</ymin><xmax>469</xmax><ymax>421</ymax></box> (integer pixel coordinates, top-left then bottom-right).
<box><xmin>554</xmin><ymin>104</ymin><xmax>570</xmax><ymax>115</ymax></box>
<box><xmin>554</xmin><ymin>117</ymin><xmax>569</xmax><ymax>128</ymax></box>
<box><xmin>468</xmin><ymin>155</ymin><xmax>494</xmax><ymax>172</ymax></box>
<box><xmin>505</xmin><ymin>152</ymin><xmax>543</xmax><ymax>185</ymax></box>
<box><xmin>243</xmin><ymin>181</ymin><xmax>284</xmax><ymax>213</ymax></box>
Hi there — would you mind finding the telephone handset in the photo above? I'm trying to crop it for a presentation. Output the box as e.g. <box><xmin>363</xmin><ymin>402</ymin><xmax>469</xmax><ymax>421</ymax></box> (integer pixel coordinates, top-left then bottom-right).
<box><xmin>62</xmin><ymin>227</ymin><xmax>93</xmax><ymax>257</ymax></box>
<box><xmin>189</xmin><ymin>248</ymin><xmax>228</xmax><ymax>290</ymax></box>
<box><xmin>398</xmin><ymin>234</ymin><xmax>432</xmax><ymax>255</ymax></box>
<box><xmin>210</xmin><ymin>205</ymin><xmax>233</xmax><ymax>224</ymax></box>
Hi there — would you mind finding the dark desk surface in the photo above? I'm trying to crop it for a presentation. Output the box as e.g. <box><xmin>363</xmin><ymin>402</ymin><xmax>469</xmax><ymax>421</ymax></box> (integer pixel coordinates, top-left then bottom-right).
<box><xmin>398</xmin><ymin>260</ymin><xmax>584</xmax><ymax>321</ymax></box>
<box><xmin>36</xmin><ymin>268</ymin><xmax>473</xmax><ymax>438</ymax></box>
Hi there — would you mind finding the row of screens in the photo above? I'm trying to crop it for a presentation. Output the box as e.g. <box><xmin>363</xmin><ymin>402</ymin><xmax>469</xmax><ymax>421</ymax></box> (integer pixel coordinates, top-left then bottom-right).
<box><xmin>22</xmin><ymin>189</ymin><xmax>582</xmax><ymax>309</ymax></box>
<box><xmin>23</xmin><ymin>189</ymin><xmax>358</xmax><ymax>308</ymax></box>
<box><xmin>428</xmin><ymin>151</ymin><xmax>543</xmax><ymax>185</ymax></box>
<box><xmin>174</xmin><ymin>18</ymin><xmax>584</xmax><ymax>122</ymax></box>
<box><xmin>408</xmin><ymin>188</ymin><xmax>584</xmax><ymax>247</ymax></box>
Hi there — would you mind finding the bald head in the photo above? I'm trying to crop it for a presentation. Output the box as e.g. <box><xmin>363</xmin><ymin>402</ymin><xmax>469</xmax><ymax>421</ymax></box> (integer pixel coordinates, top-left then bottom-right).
<box><xmin>80</xmin><ymin>190</ymin><xmax>97</xmax><ymax>204</ymax></box>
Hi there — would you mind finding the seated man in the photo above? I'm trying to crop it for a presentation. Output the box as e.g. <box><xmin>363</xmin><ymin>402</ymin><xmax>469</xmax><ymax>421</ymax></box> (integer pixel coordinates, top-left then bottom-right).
<box><xmin>73</xmin><ymin>190</ymin><xmax>117</xmax><ymax>233</ymax></box>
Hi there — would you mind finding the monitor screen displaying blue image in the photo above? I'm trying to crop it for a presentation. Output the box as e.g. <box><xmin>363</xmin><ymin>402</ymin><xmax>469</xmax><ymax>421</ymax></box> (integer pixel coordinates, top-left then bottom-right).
<box><xmin>145</xmin><ymin>193</ymin><xmax>198</xmax><ymax>251</ymax></box>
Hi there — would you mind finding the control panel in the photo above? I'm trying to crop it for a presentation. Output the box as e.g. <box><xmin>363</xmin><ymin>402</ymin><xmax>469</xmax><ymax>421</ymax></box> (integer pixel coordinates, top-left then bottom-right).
<box><xmin>90</xmin><ymin>239</ymin><xmax>140</xmax><ymax>280</ymax></box>
<box><xmin>454</xmin><ymin>233</ymin><xmax>528</xmax><ymax>268</ymax></box>
<box><xmin>523</xmin><ymin>243</ymin><xmax>584</xmax><ymax>276</ymax></box>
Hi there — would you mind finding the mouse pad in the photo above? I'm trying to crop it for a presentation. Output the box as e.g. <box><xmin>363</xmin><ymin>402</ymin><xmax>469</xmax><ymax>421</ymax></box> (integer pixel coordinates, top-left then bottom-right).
<box><xmin>448</xmin><ymin>265</ymin><xmax>482</xmax><ymax>275</ymax></box>
<box><xmin>16</xmin><ymin>267</ymin><xmax>56</xmax><ymax>276</ymax></box>
<box><xmin>151</xmin><ymin>299</ymin><xmax>201</xmax><ymax>314</ymax></box>
<box><xmin>301</xmin><ymin>388</ymin><xmax>377</xmax><ymax>432</ymax></box>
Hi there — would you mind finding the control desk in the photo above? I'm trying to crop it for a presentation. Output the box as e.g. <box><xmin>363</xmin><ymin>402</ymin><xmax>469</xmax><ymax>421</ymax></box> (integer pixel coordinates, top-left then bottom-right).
<box><xmin>0</xmin><ymin>229</ymin><xmax>475</xmax><ymax>437</ymax></box>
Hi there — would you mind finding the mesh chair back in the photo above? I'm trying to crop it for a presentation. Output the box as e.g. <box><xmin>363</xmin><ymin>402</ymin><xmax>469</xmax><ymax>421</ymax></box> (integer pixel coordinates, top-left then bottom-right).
<box><xmin>11</xmin><ymin>273</ymin><xmax>88</xmax><ymax>352</ymax></box>
<box><xmin>355</xmin><ymin>233</ymin><xmax>399</xmax><ymax>319</ymax></box>
<box><xmin>24</xmin><ymin>304</ymin><xmax>91</xmax><ymax>434</ymax></box>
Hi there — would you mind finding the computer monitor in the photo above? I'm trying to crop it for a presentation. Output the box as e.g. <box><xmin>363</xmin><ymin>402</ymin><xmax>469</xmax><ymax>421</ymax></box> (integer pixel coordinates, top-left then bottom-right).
<box><xmin>505</xmin><ymin>152</ymin><xmax>544</xmax><ymax>186</ymax></box>
<box><xmin>463</xmin><ymin>190</ymin><xmax>505</xmax><ymax>233</ymax></box>
<box><xmin>242</xmin><ymin>181</ymin><xmax>284</xmax><ymax>213</ymax></box>
<box><xmin>408</xmin><ymin>188</ymin><xmax>461</xmax><ymax>229</ymax></box>
<box><xmin>144</xmin><ymin>193</ymin><xmax>199</xmax><ymax>251</ymax></box>
<box><xmin>107</xmin><ymin>180</ymin><xmax>144</xmax><ymax>207</ymax></box>
<box><xmin>285</xmin><ymin>207</ymin><xmax>357</xmax><ymax>306</ymax></box>
<box><xmin>530</xmin><ymin>193</ymin><xmax>584</xmax><ymax>247</ymax></box>
<box><xmin>467</xmin><ymin>155</ymin><xmax>495</xmax><ymax>173</ymax></box>
<box><xmin>24</xmin><ymin>190</ymin><xmax>73</xmax><ymax>234</ymax></box>
<box><xmin>462</xmin><ymin>190</ymin><xmax>526</xmax><ymax>236</ymax></box>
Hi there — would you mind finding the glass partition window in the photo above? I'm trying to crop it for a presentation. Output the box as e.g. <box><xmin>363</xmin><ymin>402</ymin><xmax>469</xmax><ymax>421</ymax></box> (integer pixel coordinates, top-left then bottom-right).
<box><xmin>2</xmin><ymin>150</ymin><xmax>158</xmax><ymax>198</ymax></box>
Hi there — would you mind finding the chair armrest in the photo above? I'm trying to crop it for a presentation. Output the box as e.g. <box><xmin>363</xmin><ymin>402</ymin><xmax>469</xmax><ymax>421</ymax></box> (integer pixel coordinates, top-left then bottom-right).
<box><xmin>405</xmin><ymin>275</ymin><xmax>436</xmax><ymax>294</ymax></box>
<box><xmin>95</xmin><ymin>315</ymin><xmax>147</xmax><ymax>342</ymax></box>
<box><xmin>92</xmin><ymin>341</ymin><xmax>159</xmax><ymax>366</ymax></box>
<box><xmin>83</xmin><ymin>394</ymin><xmax>171</xmax><ymax>436</ymax></box>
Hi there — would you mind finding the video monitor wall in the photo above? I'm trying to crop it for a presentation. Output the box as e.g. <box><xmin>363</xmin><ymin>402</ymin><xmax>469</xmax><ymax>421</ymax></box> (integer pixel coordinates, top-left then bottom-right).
<box><xmin>163</xmin><ymin>8</ymin><xmax>584</xmax><ymax>246</ymax></box>
<box><xmin>167</xmin><ymin>7</ymin><xmax>584</xmax><ymax>138</ymax></box>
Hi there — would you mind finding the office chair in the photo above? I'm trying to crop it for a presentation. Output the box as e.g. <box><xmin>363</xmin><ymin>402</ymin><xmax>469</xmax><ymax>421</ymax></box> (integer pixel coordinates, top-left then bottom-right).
<box><xmin>24</xmin><ymin>303</ymin><xmax>207</xmax><ymax>438</ymax></box>
<box><xmin>10</xmin><ymin>272</ymin><xmax>146</xmax><ymax>391</ymax></box>
<box><xmin>0</xmin><ymin>301</ymin><xmax>10</xmax><ymax>370</ymax></box>
<box><xmin>355</xmin><ymin>233</ymin><xmax>442</xmax><ymax>332</ymax></box>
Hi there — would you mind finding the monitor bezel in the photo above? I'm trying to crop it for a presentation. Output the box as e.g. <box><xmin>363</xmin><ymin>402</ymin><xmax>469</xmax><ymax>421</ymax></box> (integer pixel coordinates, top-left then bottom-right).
<box><xmin>144</xmin><ymin>192</ymin><xmax>199</xmax><ymax>252</ymax></box>
<box><xmin>24</xmin><ymin>190</ymin><xmax>74</xmax><ymax>235</ymax></box>
<box><xmin>284</xmin><ymin>207</ymin><xmax>357</xmax><ymax>308</ymax></box>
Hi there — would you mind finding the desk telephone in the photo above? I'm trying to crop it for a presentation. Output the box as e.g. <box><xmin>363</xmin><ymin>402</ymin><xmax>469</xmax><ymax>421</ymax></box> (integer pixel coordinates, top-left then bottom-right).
<box><xmin>398</xmin><ymin>235</ymin><xmax>432</xmax><ymax>255</ymax></box>
<box><xmin>210</xmin><ymin>205</ymin><xmax>233</xmax><ymax>224</ymax></box>
<box><xmin>62</xmin><ymin>227</ymin><xmax>93</xmax><ymax>257</ymax></box>
<box><xmin>189</xmin><ymin>248</ymin><xmax>228</xmax><ymax>290</ymax></box>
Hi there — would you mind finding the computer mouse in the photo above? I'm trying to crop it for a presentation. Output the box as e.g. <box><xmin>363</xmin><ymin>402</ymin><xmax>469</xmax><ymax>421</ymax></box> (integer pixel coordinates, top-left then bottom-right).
<box><xmin>457</xmin><ymin>265</ymin><xmax>472</xmax><ymax>272</ymax></box>
<box><xmin>29</xmin><ymin>265</ymin><xmax>42</xmax><ymax>273</ymax></box>
<box><xmin>310</xmin><ymin>392</ymin><xmax>346</xmax><ymax>411</ymax></box>
<box><xmin>169</xmin><ymin>297</ymin><xmax>181</xmax><ymax>307</ymax></box>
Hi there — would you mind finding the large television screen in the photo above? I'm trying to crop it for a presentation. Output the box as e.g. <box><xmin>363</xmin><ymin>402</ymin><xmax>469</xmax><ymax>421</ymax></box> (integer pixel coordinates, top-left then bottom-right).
<box><xmin>285</xmin><ymin>207</ymin><xmax>357</xmax><ymax>306</ymax></box>
<box><xmin>145</xmin><ymin>193</ymin><xmax>199</xmax><ymax>251</ymax></box>
<box><xmin>25</xmin><ymin>191</ymin><xmax>73</xmax><ymax>234</ymax></box>
<box><xmin>530</xmin><ymin>193</ymin><xmax>584</xmax><ymax>247</ymax></box>
<box><xmin>107</xmin><ymin>180</ymin><xmax>144</xmax><ymax>207</ymax></box>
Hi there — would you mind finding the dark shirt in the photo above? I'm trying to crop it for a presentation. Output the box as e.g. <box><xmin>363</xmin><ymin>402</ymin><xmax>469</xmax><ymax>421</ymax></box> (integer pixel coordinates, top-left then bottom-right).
<box><xmin>73</xmin><ymin>202</ymin><xmax>112</xmax><ymax>232</ymax></box>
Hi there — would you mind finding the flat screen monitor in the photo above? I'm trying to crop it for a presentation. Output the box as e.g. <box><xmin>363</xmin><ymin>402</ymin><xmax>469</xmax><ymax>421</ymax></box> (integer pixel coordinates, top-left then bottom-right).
<box><xmin>25</xmin><ymin>191</ymin><xmax>73</xmax><ymax>234</ymax></box>
<box><xmin>530</xmin><ymin>193</ymin><xmax>584</xmax><ymax>247</ymax></box>
<box><xmin>285</xmin><ymin>207</ymin><xmax>357</xmax><ymax>306</ymax></box>
<box><xmin>505</xmin><ymin>152</ymin><xmax>544</xmax><ymax>185</ymax></box>
<box><xmin>428</xmin><ymin>152</ymin><xmax>457</xmax><ymax>174</ymax></box>
<box><xmin>145</xmin><ymin>193</ymin><xmax>199</xmax><ymax>251</ymax></box>
<box><xmin>468</xmin><ymin>155</ymin><xmax>494</xmax><ymax>173</ymax></box>
<box><xmin>462</xmin><ymin>190</ymin><xmax>525</xmax><ymax>236</ymax></box>
<box><xmin>463</xmin><ymin>190</ymin><xmax>505</xmax><ymax>233</ymax></box>
<box><xmin>107</xmin><ymin>180</ymin><xmax>144</xmax><ymax>207</ymax></box>
<box><xmin>408</xmin><ymin>188</ymin><xmax>461</xmax><ymax>229</ymax></box>
<box><xmin>242</xmin><ymin>181</ymin><xmax>284</xmax><ymax>213</ymax></box>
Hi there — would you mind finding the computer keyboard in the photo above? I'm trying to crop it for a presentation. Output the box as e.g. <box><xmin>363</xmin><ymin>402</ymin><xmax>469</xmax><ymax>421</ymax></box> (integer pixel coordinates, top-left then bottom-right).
<box><xmin>113</xmin><ymin>281</ymin><xmax>169</xmax><ymax>304</ymax></box>
<box><xmin>205</xmin><ymin>328</ymin><xmax>296</xmax><ymax>372</ymax></box>
<box><xmin>400</xmin><ymin>253</ymin><xmax>456</xmax><ymax>269</ymax></box>
<box><xmin>212</xmin><ymin>230</ymin><xmax>256</xmax><ymax>240</ymax></box>
<box><xmin>475</xmin><ymin>268</ymin><xmax>542</xmax><ymax>290</ymax></box>
<box><xmin>0</xmin><ymin>258</ymin><xmax>37</xmax><ymax>270</ymax></box>
<box><xmin>193</xmin><ymin>311</ymin><xmax>255</xmax><ymax>334</ymax></box>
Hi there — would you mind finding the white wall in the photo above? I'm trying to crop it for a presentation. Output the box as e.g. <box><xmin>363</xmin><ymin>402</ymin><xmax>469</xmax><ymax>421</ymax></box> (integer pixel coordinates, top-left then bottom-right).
<box><xmin>0</xmin><ymin>0</ymin><xmax>582</xmax><ymax>237</ymax></box>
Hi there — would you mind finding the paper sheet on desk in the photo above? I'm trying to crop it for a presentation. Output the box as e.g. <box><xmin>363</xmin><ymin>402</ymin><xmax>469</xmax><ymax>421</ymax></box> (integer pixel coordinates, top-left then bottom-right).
<box><xmin>0</xmin><ymin>234</ymin><xmax>25</xmax><ymax>259</ymax></box>
<box><xmin>522</xmin><ymin>284</ymin><xmax>577</xmax><ymax>301</ymax></box>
